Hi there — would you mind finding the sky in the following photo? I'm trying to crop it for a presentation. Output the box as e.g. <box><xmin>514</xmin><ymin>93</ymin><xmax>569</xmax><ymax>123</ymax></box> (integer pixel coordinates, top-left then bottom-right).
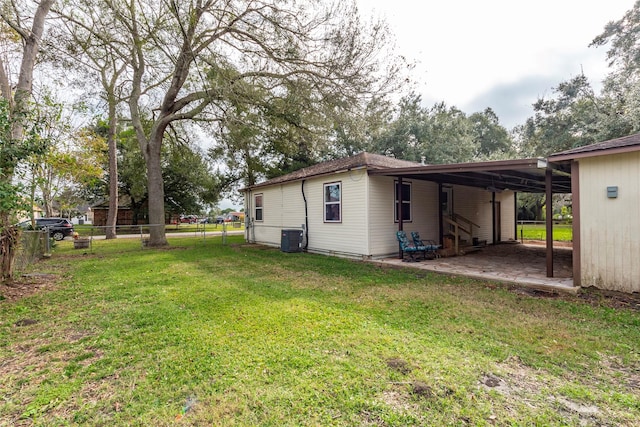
<box><xmin>222</xmin><ymin>0</ymin><xmax>634</xmax><ymax>210</ymax></box>
<box><xmin>356</xmin><ymin>0</ymin><xmax>635</xmax><ymax>129</ymax></box>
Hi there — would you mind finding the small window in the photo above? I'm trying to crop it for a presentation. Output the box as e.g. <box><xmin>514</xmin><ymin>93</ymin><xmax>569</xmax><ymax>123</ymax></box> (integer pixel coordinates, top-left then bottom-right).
<box><xmin>324</xmin><ymin>182</ymin><xmax>341</xmax><ymax>222</ymax></box>
<box><xmin>394</xmin><ymin>181</ymin><xmax>412</xmax><ymax>222</ymax></box>
<box><xmin>254</xmin><ymin>194</ymin><xmax>263</xmax><ymax>221</ymax></box>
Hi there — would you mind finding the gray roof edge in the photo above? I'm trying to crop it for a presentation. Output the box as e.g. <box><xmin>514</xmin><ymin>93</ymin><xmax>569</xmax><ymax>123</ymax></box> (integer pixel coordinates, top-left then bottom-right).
<box><xmin>549</xmin><ymin>133</ymin><xmax>640</xmax><ymax>160</ymax></box>
<box><xmin>242</xmin><ymin>152</ymin><xmax>420</xmax><ymax>191</ymax></box>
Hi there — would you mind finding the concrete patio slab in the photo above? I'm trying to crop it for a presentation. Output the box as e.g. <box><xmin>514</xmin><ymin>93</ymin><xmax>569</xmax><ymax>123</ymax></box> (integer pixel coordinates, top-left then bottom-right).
<box><xmin>373</xmin><ymin>242</ymin><xmax>578</xmax><ymax>294</ymax></box>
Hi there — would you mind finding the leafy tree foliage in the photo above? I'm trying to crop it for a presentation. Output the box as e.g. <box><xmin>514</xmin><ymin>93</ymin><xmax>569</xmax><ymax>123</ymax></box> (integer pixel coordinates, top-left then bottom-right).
<box><xmin>468</xmin><ymin>108</ymin><xmax>514</xmax><ymax>159</ymax></box>
<box><xmin>162</xmin><ymin>135</ymin><xmax>221</xmax><ymax>218</ymax></box>
<box><xmin>53</xmin><ymin>0</ymin><xmax>401</xmax><ymax>246</ymax></box>
<box><xmin>0</xmin><ymin>98</ymin><xmax>42</xmax><ymax>219</ymax></box>
<box><xmin>516</xmin><ymin>75</ymin><xmax>604</xmax><ymax>157</ymax></box>
<box><xmin>21</xmin><ymin>93</ymin><xmax>104</xmax><ymax>217</ymax></box>
<box><xmin>370</xmin><ymin>93</ymin><xmax>513</xmax><ymax>164</ymax></box>
<box><xmin>89</xmin><ymin>123</ymin><xmax>220</xmax><ymax>224</ymax></box>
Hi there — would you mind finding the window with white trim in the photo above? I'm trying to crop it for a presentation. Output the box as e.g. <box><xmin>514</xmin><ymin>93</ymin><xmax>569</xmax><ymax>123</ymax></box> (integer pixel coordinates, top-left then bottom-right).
<box><xmin>394</xmin><ymin>181</ymin><xmax>412</xmax><ymax>222</ymax></box>
<box><xmin>254</xmin><ymin>194</ymin><xmax>263</xmax><ymax>221</ymax></box>
<box><xmin>323</xmin><ymin>182</ymin><xmax>341</xmax><ymax>222</ymax></box>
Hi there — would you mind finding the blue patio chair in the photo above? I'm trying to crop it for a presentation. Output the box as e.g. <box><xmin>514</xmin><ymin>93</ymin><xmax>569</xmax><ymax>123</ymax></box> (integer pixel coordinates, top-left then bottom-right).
<box><xmin>396</xmin><ymin>230</ymin><xmax>427</xmax><ymax>262</ymax></box>
<box><xmin>410</xmin><ymin>231</ymin><xmax>441</xmax><ymax>259</ymax></box>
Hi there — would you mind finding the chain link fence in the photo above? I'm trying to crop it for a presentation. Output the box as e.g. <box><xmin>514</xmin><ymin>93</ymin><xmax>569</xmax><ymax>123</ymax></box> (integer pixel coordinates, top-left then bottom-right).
<box><xmin>5</xmin><ymin>224</ymin><xmax>244</xmax><ymax>270</ymax></box>
<box><xmin>68</xmin><ymin>223</ymin><xmax>244</xmax><ymax>253</ymax></box>
<box><xmin>14</xmin><ymin>230</ymin><xmax>50</xmax><ymax>273</ymax></box>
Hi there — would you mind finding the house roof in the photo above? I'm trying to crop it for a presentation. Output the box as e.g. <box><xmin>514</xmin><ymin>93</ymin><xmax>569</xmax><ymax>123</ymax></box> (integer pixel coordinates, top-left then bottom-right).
<box><xmin>243</xmin><ymin>152</ymin><xmax>420</xmax><ymax>190</ymax></box>
<box><xmin>244</xmin><ymin>152</ymin><xmax>574</xmax><ymax>194</ymax></box>
<box><xmin>91</xmin><ymin>195</ymin><xmax>135</xmax><ymax>209</ymax></box>
<box><xmin>549</xmin><ymin>132</ymin><xmax>640</xmax><ymax>161</ymax></box>
<box><xmin>369</xmin><ymin>157</ymin><xmax>572</xmax><ymax>194</ymax></box>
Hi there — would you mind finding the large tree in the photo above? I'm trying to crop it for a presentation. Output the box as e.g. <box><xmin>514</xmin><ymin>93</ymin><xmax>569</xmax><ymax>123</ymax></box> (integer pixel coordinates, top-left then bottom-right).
<box><xmin>55</xmin><ymin>0</ymin><xmax>398</xmax><ymax>246</ymax></box>
<box><xmin>515</xmin><ymin>75</ymin><xmax>611</xmax><ymax>157</ymax></box>
<box><xmin>591</xmin><ymin>0</ymin><xmax>640</xmax><ymax>136</ymax></box>
<box><xmin>0</xmin><ymin>0</ymin><xmax>53</xmax><ymax>281</ymax></box>
<box><xmin>49</xmin><ymin>10</ymin><xmax>129</xmax><ymax>239</ymax></box>
<box><xmin>112</xmin><ymin>125</ymin><xmax>220</xmax><ymax>224</ymax></box>
<box><xmin>468</xmin><ymin>108</ymin><xmax>514</xmax><ymax>160</ymax></box>
<box><xmin>371</xmin><ymin>94</ymin><xmax>481</xmax><ymax>164</ymax></box>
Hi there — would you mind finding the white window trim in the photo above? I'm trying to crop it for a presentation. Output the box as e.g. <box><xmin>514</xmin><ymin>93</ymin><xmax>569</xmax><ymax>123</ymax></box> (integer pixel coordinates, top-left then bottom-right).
<box><xmin>254</xmin><ymin>193</ymin><xmax>264</xmax><ymax>222</ymax></box>
<box><xmin>323</xmin><ymin>181</ymin><xmax>342</xmax><ymax>223</ymax></box>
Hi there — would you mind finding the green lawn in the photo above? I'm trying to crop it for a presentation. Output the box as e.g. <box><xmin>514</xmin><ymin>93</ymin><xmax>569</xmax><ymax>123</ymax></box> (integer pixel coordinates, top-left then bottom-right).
<box><xmin>1</xmin><ymin>236</ymin><xmax>639</xmax><ymax>425</ymax></box>
<box><xmin>518</xmin><ymin>222</ymin><xmax>573</xmax><ymax>242</ymax></box>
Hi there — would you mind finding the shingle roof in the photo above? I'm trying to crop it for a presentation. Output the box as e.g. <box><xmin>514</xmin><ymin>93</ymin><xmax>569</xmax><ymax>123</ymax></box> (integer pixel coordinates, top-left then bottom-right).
<box><xmin>244</xmin><ymin>152</ymin><xmax>420</xmax><ymax>190</ymax></box>
<box><xmin>549</xmin><ymin>133</ymin><xmax>640</xmax><ymax>160</ymax></box>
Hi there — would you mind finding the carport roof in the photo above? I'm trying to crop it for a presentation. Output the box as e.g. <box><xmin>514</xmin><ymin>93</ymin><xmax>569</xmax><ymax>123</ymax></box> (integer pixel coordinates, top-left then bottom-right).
<box><xmin>368</xmin><ymin>157</ymin><xmax>572</xmax><ymax>194</ymax></box>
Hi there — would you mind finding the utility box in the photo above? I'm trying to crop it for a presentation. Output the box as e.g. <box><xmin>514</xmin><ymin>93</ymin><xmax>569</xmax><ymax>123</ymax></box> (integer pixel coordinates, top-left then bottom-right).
<box><xmin>281</xmin><ymin>229</ymin><xmax>303</xmax><ymax>253</ymax></box>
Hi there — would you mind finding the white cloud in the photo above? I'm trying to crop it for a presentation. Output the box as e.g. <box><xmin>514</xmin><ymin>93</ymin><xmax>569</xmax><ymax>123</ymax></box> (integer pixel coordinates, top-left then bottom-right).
<box><xmin>357</xmin><ymin>0</ymin><xmax>633</xmax><ymax>126</ymax></box>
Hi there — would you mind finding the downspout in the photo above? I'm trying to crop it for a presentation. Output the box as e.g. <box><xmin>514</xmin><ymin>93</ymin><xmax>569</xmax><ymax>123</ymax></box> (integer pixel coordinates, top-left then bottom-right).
<box><xmin>301</xmin><ymin>180</ymin><xmax>309</xmax><ymax>251</ymax></box>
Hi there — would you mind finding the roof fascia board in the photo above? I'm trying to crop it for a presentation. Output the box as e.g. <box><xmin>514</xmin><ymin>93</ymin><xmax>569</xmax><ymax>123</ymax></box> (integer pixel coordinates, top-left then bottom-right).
<box><xmin>549</xmin><ymin>144</ymin><xmax>640</xmax><ymax>162</ymax></box>
<box><xmin>242</xmin><ymin>165</ymin><xmax>368</xmax><ymax>192</ymax></box>
<box><xmin>368</xmin><ymin>158</ymin><xmax>544</xmax><ymax>176</ymax></box>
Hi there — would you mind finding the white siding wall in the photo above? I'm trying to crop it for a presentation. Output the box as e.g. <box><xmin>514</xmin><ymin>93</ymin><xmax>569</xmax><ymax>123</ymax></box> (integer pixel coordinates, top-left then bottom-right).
<box><xmin>247</xmin><ymin>182</ymin><xmax>306</xmax><ymax>246</ymax></box>
<box><xmin>579</xmin><ymin>152</ymin><xmax>640</xmax><ymax>292</ymax></box>
<box><xmin>245</xmin><ymin>168</ymin><xmax>370</xmax><ymax>258</ymax></box>
<box><xmin>305</xmin><ymin>169</ymin><xmax>369</xmax><ymax>257</ymax></box>
<box><xmin>498</xmin><ymin>191</ymin><xmax>516</xmax><ymax>241</ymax></box>
<box><xmin>452</xmin><ymin>186</ymin><xmax>492</xmax><ymax>243</ymax></box>
<box><xmin>450</xmin><ymin>186</ymin><xmax>516</xmax><ymax>243</ymax></box>
<box><xmin>368</xmin><ymin>176</ymin><xmax>440</xmax><ymax>258</ymax></box>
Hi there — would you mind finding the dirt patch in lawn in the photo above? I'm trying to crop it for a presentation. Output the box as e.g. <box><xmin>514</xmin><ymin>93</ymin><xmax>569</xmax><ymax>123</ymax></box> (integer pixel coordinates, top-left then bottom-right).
<box><xmin>0</xmin><ymin>272</ymin><xmax>60</xmax><ymax>303</ymax></box>
<box><xmin>576</xmin><ymin>287</ymin><xmax>640</xmax><ymax>311</ymax></box>
<box><xmin>509</xmin><ymin>284</ymin><xmax>640</xmax><ymax>312</ymax></box>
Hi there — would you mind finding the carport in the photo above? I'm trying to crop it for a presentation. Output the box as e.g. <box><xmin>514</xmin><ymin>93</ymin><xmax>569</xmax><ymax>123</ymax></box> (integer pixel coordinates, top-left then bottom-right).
<box><xmin>369</xmin><ymin>157</ymin><xmax>574</xmax><ymax>280</ymax></box>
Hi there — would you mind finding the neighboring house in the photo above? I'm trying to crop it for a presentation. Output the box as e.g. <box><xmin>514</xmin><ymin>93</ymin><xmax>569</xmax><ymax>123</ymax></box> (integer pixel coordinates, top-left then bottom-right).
<box><xmin>91</xmin><ymin>196</ymin><xmax>149</xmax><ymax>226</ymax></box>
<box><xmin>72</xmin><ymin>204</ymin><xmax>94</xmax><ymax>225</ymax></box>
<box><xmin>242</xmin><ymin>152</ymin><xmax>518</xmax><ymax>260</ymax></box>
<box><xmin>16</xmin><ymin>205</ymin><xmax>44</xmax><ymax>223</ymax></box>
<box><xmin>224</xmin><ymin>211</ymin><xmax>245</xmax><ymax>223</ymax></box>
<box><xmin>549</xmin><ymin>133</ymin><xmax>640</xmax><ymax>293</ymax></box>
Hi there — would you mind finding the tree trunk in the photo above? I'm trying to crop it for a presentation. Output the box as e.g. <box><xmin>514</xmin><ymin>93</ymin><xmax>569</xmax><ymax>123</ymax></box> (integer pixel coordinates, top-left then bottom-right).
<box><xmin>105</xmin><ymin>104</ymin><xmax>118</xmax><ymax>239</ymax></box>
<box><xmin>145</xmin><ymin>129</ymin><xmax>167</xmax><ymax>246</ymax></box>
<box><xmin>0</xmin><ymin>223</ymin><xmax>18</xmax><ymax>283</ymax></box>
<box><xmin>11</xmin><ymin>0</ymin><xmax>54</xmax><ymax>141</ymax></box>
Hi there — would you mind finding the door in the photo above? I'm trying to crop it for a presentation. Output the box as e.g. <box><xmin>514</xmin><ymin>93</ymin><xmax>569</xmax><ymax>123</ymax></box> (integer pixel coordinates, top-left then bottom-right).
<box><xmin>441</xmin><ymin>186</ymin><xmax>453</xmax><ymax>218</ymax></box>
<box><xmin>494</xmin><ymin>201</ymin><xmax>501</xmax><ymax>243</ymax></box>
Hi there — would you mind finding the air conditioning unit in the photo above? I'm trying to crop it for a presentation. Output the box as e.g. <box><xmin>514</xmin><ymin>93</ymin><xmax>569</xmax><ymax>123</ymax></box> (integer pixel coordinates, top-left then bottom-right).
<box><xmin>281</xmin><ymin>229</ymin><xmax>303</xmax><ymax>253</ymax></box>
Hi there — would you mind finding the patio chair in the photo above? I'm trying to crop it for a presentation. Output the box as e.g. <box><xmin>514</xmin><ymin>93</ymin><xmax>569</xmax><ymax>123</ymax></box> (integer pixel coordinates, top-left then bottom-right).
<box><xmin>410</xmin><ymin>231</ymin><xmax>441</xmax><ymax>259</ymax></box>
<box><xmin>396</xmin><ymin>230</ymin><xmax>427</xmax><ymax>262</ymax></box>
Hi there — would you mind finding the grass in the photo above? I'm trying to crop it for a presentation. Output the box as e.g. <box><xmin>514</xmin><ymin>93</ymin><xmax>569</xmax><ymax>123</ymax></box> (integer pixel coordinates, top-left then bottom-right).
<box><xmin>518</xmin><ymin>222</ymin><xmax>573</xmax><ymax>242</ymax></box>
<box><xmin>1</xmin><ymin>236</ymin><xmax>639</xmax><ymax>426</ymax></box>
